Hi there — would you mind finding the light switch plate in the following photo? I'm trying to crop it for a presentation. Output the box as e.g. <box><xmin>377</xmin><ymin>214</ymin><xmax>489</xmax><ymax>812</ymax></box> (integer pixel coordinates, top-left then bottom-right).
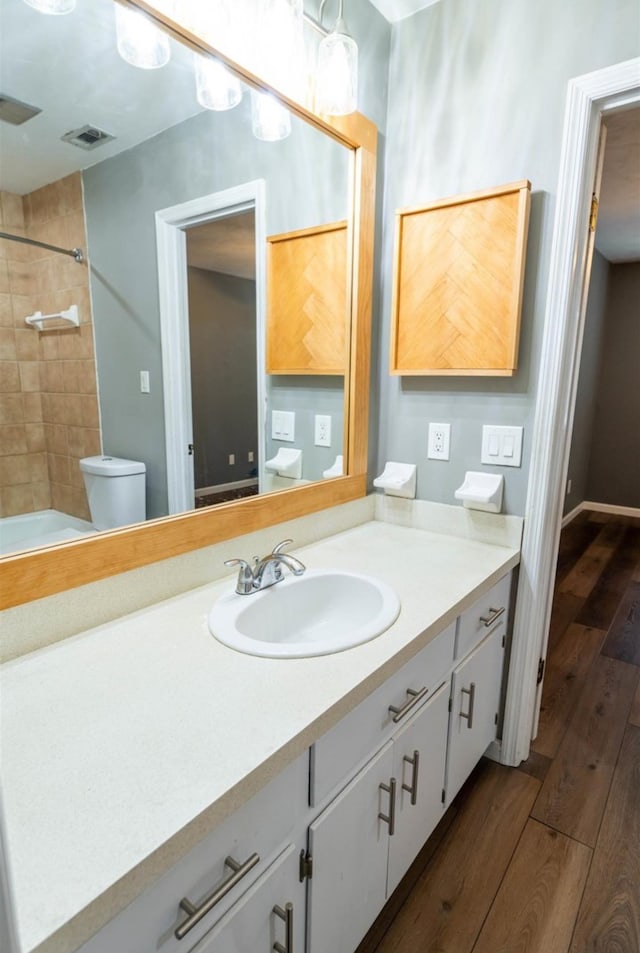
<box><xmin>481</xmin><ymin>425</ymin><xmax>523</xmax><ymax>467</ymax></box>
<box><xmin>271</xmin><ymin>410</ymin><xmax>295</xmax><ymax>442</ymax></box>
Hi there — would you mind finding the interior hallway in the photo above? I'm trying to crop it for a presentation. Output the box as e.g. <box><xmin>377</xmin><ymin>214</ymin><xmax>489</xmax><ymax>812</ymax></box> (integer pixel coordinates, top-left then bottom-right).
<box><xmin>357</xmin><ymin>510</ymin><xmax>640</xmax><ymax>953</ymax></box>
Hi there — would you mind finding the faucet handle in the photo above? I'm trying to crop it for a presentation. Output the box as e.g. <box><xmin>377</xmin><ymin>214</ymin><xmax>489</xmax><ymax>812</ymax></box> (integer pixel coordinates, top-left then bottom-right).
<box><xmin>224</xmin><ymin>558</ymin><xmax>255</xmax><ymax>595</ymax></box>
<box><xmin>271</xmin><ymin>538</ymin><xmax>294</xmax><ymax>555</ymax></box>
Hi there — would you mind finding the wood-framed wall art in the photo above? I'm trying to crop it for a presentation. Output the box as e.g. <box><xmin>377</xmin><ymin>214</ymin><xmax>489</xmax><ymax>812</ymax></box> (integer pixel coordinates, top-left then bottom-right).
<box><xmin>389</xmin><ymin>180</ymin><xmax>531</xmax><ymax>377</ymax></box>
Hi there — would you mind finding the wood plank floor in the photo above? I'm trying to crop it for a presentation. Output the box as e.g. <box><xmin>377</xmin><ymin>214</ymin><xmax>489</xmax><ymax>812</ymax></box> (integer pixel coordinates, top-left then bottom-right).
<box><xmin>357</xmin><ymin>510</ymin><xmax>640</xmax><ymax>953</ymax></box>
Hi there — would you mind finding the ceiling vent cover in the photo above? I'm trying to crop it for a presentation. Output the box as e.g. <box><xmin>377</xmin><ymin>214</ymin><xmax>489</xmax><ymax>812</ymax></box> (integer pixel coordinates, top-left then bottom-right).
<box><xmin>0</xmin><ymin>94</ymin><xmax>42</xmax><ymax>126</ymax></box>
<box><xmin>61</xmin><ymin>124</ymin><xmax>115</xmax><ymax>150</ymax></box>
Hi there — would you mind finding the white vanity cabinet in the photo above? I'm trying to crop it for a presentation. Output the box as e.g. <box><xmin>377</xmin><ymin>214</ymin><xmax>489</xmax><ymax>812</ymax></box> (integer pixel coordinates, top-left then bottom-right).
<box><xmin>192</xmin><ymin>842</ymin><xmax>305</xmax><ymax>953</ymax></box>
<box><xmin>306</xmin><ymin>681</ymin><xmax>451</xmax><ymax>953</ymax></box>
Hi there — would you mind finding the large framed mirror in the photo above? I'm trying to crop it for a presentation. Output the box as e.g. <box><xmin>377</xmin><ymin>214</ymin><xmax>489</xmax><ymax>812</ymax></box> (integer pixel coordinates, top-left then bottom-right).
<box><xmin>0</xmin><ymin>0</ymin><xmax>376</xmax><ymax>608</ymax></box>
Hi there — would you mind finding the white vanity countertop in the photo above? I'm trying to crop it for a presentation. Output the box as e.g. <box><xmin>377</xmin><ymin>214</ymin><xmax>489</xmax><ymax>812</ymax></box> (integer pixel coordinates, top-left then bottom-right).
<box><xmin>1</xmin><ymin>518</ymin><xmax>520</xmax><ymax>953</ymax></box>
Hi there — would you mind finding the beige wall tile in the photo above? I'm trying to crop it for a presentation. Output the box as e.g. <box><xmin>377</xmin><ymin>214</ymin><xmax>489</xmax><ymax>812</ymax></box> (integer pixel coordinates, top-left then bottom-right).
<box><xmin>22</xmin><ymin>393</ymin><xmax>42</xmax><ymax>422</ymax></box>
<box><xmin>0</xmin><ymin>362</ymin><xmax>20</xmax><ymax>393</ymax></box>
<box><xmin>25</xmin><ymin>423</ymin><xmax>46</xmax><ymax>453</ymax></box>
<box><xmin>78</xmin><ymin>359</ymin><xmax>97</xmax><ymax>394</ymax></box>
<box><xmin>44</xmin><ymin>423</ymin><xmax>68</xmax><ymax>455</ymax></box>
<box><xmin>12</xmin><ymin>294</ymin><xmax>39</xmax><ymax>329</ymax></box>
<box><xmin>28</xmin><ymin>452</ymin><xmax>49</xmax><ymax>483</ymax></box>
<box><xmin>32</xmin><ymin>481</ymin><xmax>52</xmax><ymax>510</ymax></box>
<box><xmin>7</xmin><ymin>260</ymin><xmax>31</xmax><ymax>297</ymax></box>
<box><xmin>70</xmin><ymin>486</ymin><xmax>91</xmax><ymax>521</ymax></box>
<box><xmin>19</xmin><ymin>362</ymin><xmax>40</xmax><ymax>392</ymax></box>
<box><xmin>51</xmin><ymin>482</ymin><xmax>72</xmax><ymax>515</ymax></box>
<box><xmin>62</xmin><ymin>394</ymin><xmax>83</xmax><ymax>427</ymax></box>
<box><xmin>68</xmin><ymin>457</ymin><xmax>84</xmax><ymax>488</ymax></box>
<box><xmin>0</xmin><ymin>454</ymin><xmax>30</xmax><ymax>486</ymax></box>
<box><xmin>0</xmin><ymin>328</ymin><xmax>16</xmax><ymax>361</ymax></box>
<box><xmin>40</xmin><ymin>330</ymin><xmax>60</xmax><ymax>361</ymax></box>
<box><xmin>80</xmin><ymin>394</ymin><xmax>99</xmax><ymax>429</ymax></box>
<box><xmin>48</xmin><ymin>453</ymin><xmax>70</xmax><ymax>485</ymax></box>
<box><xmin>0</xmin><ymin>484</ymin><xmax>34</xmax><ymax>517</ymax></box>
<box><xmin>63</xmin><ymin>360</ymin><xmax>81</xmax><ymax>394</ymax></box>
<box><xmin>0</xmin><ymin>294</ymin><xmax>12</xmax><ymax>327</ymax></box>
<box><xmin>66</xmin><ymin>425</ymin><xmax>85</xmax><ymax>458</ymax></box>
<box><xmin>84</xmin><ymin>428</ymin><xmax>101</xmax><ymax>457</ymax></box>
<box><xmin>64</xmin><ymin>210</ymin><xmax>87</xmax><ymax>250</ymax></box>
<box><xmin>0</xmin><ymin>259</ymin><xmax>10</xmax><ymax>295</ymax></box>
<box><xmin>15</xmin><ymin>328</ymin><xmax>40</xmax><ymax>361</ymax></box>
<box><xmin>42</xmin><ymin>360</ymin><xmax>64</xmax><ymax>393</ymax></box>
<box><xmin>0</xmin><ymin>394</ymin><xmax>24</xmax><ymax>424</ymax></box>
<box><xmin>0</xmin><ymin>426</ymin><xmax>28</xmax><ymax>456</ymax></box>
<box><xmin>1</xmin><ymin>192</ymin><xmax>25</xmax><ymax>229</ymax></box>
<box><xmin>59</xmin><ymin>174</ymin><xmax>83</xmax><ymax>214</ymax></box>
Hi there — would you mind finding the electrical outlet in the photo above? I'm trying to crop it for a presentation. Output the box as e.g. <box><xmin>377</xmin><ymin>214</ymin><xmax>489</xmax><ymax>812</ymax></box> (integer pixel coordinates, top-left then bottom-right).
<box><xmin>314</xmin><ymin>414</ymin><xmax>331</xmax><ymax>447</ymax></box>
<box><xmin>248</xmin><ymin>451</ymin><xmax>254</xmax><ymax>463</ymax></box>
<box><xmin>428</xmin><ymin>422</ymin><xmax>451</xmax><ymax>460</ymax></box>
<box><xmin>139</xmin><ymin>370</ymin><xmax>150</xmax><ymax>394</ymax></box>
<box><xmin>566</xmin><ymin>478</ymin><xmax>572</xmax><ymax>495</ymax></box>
<box><xmin>228</xmin><ymin>453</ymin><xmax>235</xmax><ymax>465</ymax></box>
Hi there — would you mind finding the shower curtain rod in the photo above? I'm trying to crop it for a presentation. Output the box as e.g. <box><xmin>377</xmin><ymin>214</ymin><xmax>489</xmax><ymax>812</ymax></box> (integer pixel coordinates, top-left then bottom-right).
<box><xmin>0</xmin><ymin>230</ymin><xmax>84</xmax><ymax>263</ymax></box>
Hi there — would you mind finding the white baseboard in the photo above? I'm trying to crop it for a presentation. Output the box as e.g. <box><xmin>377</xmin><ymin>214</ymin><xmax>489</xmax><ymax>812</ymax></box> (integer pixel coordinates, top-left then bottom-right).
<box><xmin>561</xmin><ymin>503</ymin><xmax>584</xmax><ymax>527</ymax></box>
<box><xmin>583</xmin><ymin>501</ymin><xmax>640</xmax><ymax>519</ymax></box>
<box><xmin>561</xmin><ymin>500</ymin><xmax>640</xmax><ymax>528</ymax></box>
<box><xmin>196</xmin><ymin>478</ymin><xmax>258</xmax><ymax>496</ymax></box>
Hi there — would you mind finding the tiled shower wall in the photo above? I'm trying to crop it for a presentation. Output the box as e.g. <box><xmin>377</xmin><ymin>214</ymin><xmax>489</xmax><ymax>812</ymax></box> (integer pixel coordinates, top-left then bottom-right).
<box><xmin>0</xmin><ymin>173</ymin><xmax>101</xmax><ymax>520</ymax></box>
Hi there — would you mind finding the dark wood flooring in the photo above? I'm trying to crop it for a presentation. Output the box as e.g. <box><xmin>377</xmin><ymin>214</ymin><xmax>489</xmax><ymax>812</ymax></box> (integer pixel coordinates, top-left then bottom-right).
<box><xmin>357</xmin><ymin>509</ymin><xmax>640</xmax><ymax>953</ymax></box>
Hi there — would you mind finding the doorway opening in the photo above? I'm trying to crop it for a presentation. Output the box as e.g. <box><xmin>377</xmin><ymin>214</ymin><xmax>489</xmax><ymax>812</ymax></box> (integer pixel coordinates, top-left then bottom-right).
<box><xmin>155</xmin><ymin>180</ymin><xmax>266</xmax><ymax>515</ymax></box>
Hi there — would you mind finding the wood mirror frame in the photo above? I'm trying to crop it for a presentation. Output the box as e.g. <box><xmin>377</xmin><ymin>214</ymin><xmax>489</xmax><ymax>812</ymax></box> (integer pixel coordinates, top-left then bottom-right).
<box><xmin>0</xmin><ymin>0</ymin><xmax>377</xmax><ymax>611</ymax></box>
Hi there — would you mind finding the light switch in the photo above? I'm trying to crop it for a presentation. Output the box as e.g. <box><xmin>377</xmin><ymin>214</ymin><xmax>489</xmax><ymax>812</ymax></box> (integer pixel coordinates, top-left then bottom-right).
<box><xmin>481</xmin><ymin>425</ymin><xmax>523</xmax><ymax>467</ymax></box>
<box><xmin>271</xmin><ymin>410</ymin><xmax>295</xmax><ymax>442</ymax></box>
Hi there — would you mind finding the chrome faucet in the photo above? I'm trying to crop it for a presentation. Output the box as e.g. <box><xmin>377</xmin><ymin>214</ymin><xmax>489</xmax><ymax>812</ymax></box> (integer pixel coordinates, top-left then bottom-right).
<box><xmin>225</xmin><ymin>539</ymin><xmax>306</xmax><ymax>594</ymax></box>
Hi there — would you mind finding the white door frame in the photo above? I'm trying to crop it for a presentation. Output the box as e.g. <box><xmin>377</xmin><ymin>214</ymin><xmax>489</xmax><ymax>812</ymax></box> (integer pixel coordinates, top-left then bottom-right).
<box><xmin>501</xmin><ymin>57</ymin><xmax>640</xmax><ymax>767</ymax></box>
<box><xmin>156</xmin><ymin>180</ymin><xmax>266</xmax><ymax>514</ymax></box>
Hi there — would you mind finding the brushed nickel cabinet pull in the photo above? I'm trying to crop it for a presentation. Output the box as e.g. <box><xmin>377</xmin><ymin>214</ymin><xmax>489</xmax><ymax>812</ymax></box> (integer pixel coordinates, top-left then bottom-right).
<box><xmin>378</xmin><ymin>778</ymin><xmax>397</xmax><ymax>835</ymax></box>
<box><xmin>388</xmin><ymin>686</ymin><xmax>428</xmax><ymax>723</ymax></box>
<box><xmin>174</xmin><ymin>853</ymin><xmax>260</xmax><ymax>939</ymax></box>
<box><xmin>460</xmin><ymin>683</ymin><xmax>476</xmax><ymax>730</ymax></box>
<box><xmin>479</xmin><ymin>605</ymin><xmax>505</xmax><ymax>628</ymax></box>
<box><xmin>402</xmin><ymin>749</ymin><xmax>420</xmax><ymax>805</ymax></box>
<box><xmin>273</xmin><ymin>902</ymin><xmax>294</xmax><ymax>953</ymax></box>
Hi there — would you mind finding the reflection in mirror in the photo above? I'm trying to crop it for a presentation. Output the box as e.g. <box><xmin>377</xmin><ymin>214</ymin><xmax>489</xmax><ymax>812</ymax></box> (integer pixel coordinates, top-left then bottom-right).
<box><xmin>0</xmin><ymin>0</ymin><xmax>352</xmax><ymax>556</ymax></box>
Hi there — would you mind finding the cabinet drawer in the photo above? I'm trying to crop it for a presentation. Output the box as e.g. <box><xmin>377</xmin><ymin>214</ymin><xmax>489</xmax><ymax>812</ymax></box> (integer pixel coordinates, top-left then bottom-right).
<box><xmin>310</xmin><ymin>622</ymin><xmax>455</xmax><ymax>807</ymax></box>
<box><xmin>455</xmin><ymin>573</ymin><xmax>511</xmax><ymax>660</ymax></box>
<box><xmin>80</xmin><ymin>753</ymin><xmax>308</xmax><ymax>953</ymax></box>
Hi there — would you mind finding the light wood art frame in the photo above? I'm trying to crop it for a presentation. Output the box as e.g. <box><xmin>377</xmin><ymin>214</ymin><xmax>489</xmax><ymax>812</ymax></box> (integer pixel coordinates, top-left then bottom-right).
<box><xmin>266</xmin><ymin>220</ymin><xmax>349</xmax><ymax>375</ymax></box>
<box><xmin>0</xmin><ymin>1</ymin><xmax>377</xmax><ymax>611</ymax></box>
<box><xmin>390</xmin><ymin>180</ymin><xmax>531</xmax><ymax>376</ymax></box>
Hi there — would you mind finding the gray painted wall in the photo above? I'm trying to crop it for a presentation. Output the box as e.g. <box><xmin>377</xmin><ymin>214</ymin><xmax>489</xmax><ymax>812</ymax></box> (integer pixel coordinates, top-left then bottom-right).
<box><xmin>266</xmin><ymin>377</ymin><xmax>345</xmax><ymax>482</ymax></box>
<box><xmin>564</xmin><ymin>251</ymin><xmax>610</xmax><ymax>516</ymax></box>
<box><xmin>376</xmin><ymin>0</ymin><xmax>638</xmax><ymax>515</ymax></box>
<box><xmin>188</xmin><ymin>268</ymin><xmax>258</xmax><ymax>489</ymax></box>
<box><xmin>586</xmin><ymin>262</ymin><xmax>640</xmax><ymax>507</ymax></box>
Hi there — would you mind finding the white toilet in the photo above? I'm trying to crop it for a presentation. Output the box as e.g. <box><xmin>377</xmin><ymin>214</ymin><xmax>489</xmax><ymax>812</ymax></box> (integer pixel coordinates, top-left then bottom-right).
<box><xmin>79</xmin><ymin>456</ymin><xmax>146</xmax><ymax>530</ymax></box>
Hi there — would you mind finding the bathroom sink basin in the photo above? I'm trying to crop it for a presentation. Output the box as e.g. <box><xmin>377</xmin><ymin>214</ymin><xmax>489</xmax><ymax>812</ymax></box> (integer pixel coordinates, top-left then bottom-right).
<box><xmin>208</xmin><ymin>570</ymin><xmax>401</xmax><ymax>658</ymax></box>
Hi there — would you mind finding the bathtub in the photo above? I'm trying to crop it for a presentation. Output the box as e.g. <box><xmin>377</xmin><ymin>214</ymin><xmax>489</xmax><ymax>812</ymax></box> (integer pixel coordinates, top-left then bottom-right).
<box><xmin>0</xmin><ymin>509</ymin><xmax>96</xmax><ymax>557</ymax></box>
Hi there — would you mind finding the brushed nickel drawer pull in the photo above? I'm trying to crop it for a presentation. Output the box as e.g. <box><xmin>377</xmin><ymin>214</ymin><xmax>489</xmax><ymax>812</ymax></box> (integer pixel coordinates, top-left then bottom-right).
<box><xmin>460</xmin><ymin>683</ymin><xmax>476</xmax><ymax>730</ymax></box>
<box><xmin>273</xmin><ymin>902</ymin><xmax>294</xmax><ymax>953</ymax></box>
<box><xmin>479</xmin><ymin>605</ymin><xmax>505</xmax><ymax>628</ymax></box>
<box><xmin>175</xmin><ymin>852</ymin><xmax>260</xmax><ymax>939</ymax></box>
<box><xmin>402</xmin><ymin>749</ymin><xmax>420</xmax><ymax>805</ymax></box>
<box><xmin>378</xmin><ymin>778</ymin><xmax>397</xmax><ymax>835</ymax></box>
<box><xmin>389</xmin><ymin>686</ymin><xmax>428</xmax><ymax>723</ymax></box>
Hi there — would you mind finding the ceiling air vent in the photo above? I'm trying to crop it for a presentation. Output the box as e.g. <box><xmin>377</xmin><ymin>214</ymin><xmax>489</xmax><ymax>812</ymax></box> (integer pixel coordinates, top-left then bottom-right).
<box><xmin>0</xmin><ymin>94</ymin><xmax>42</xmax><ymax>126</ymax></box>
<box><xmin>61</xmin><ymin>124</ymin><xmax>115</xmax><ymax>150</ymax></box>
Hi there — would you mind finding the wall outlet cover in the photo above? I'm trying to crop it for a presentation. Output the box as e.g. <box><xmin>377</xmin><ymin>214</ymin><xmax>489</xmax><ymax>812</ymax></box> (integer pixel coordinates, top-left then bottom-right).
<box><xmin>314</xmin><ymin>414</ymin><xmax>332</xmax><ymax>447</ymax></box>
<box><xmin>428</xmin><ymin>422</ymin><xmax>451</xmax><ymax>460</ymax></box>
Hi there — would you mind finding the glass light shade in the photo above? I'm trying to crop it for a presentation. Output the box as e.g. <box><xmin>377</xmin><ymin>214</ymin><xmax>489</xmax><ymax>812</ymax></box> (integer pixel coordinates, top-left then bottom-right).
<box><xmin>258</xmin><ymin>0</ymin><xmax>305</xmax><ymax>101</ymax></box>
<box><xmin>22</xmin><ymin>0</ymin><xmax>75</xmax><ymax>12</ymax></box>
<box><xmin>316</xmin><ymin>21</ymin><xmax>358</xmax><ymax>115</ymax></box>
<box><xmin>194</xmin><ymin>54</ymin><xmax>242</xmax><ymax>111</ymax></box>
<box><xmin>115</xmin><ymin>5</ymin><xmax>171</xmax><ymax>70</ymax></box>
<box><xmin>251</xmin><ymin>91</ymin><xmax>291</xmax><ymax>142</ymax></box>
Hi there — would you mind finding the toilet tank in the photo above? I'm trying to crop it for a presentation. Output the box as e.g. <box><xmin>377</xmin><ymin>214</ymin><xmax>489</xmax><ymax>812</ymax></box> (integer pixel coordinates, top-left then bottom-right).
<box><xmin>79</xmin><ymin>456</ymin><xmax>146</xmax><ymax>531</ymax></box>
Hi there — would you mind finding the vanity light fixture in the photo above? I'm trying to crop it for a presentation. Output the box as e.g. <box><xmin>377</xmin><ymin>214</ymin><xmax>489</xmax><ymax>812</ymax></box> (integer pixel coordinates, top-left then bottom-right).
<box><xmin>190</xmin><ymin>0</ymin><xmax>243</xmax><ymax>112</ymax></box>
<box><xmin>315</xmin><ymin>0</ymin><xmax>358</xmax><ymax>116</ymax></box>
<box><xmin>22</xmin><ymin>0</ymin><xmax>76</xmax><ymax>12</ymax></box>
<box><xmin>114</xmin><ymin>1</ymin><xmax>172</xmax><ymax>70</ymax></box>
<box><xmin>251</xmin><ymin>89</ymin><xmax>292</xmax><ymax>141</ymax></box>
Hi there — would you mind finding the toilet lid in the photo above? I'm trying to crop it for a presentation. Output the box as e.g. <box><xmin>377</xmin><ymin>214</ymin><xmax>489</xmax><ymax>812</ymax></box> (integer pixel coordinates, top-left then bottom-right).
<box><xmin>79</xmin><ymin>455</ymin><xmax>146</xmax><ymax>476</ymax></box>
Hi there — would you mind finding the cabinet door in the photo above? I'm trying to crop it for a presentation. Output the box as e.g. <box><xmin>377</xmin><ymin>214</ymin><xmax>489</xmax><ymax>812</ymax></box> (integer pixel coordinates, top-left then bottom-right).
<box><xmin>307</xmin><ymin>742</ymin><xmax>394</xmax><ymax>953</ymax></box>
<box><xmin>193</xmin><ymin>844</ymin><xmax>304</xmax><ymax>953</ymax></box>
<box><xmin>387</xmin><ymin>681</ymin><xmax>449</xmax><ymax>894</ymax></box>
<box><xmin>446</xmin><ymin>626</ymin><xmax>505</xmax><ymax>806</ymax></box>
